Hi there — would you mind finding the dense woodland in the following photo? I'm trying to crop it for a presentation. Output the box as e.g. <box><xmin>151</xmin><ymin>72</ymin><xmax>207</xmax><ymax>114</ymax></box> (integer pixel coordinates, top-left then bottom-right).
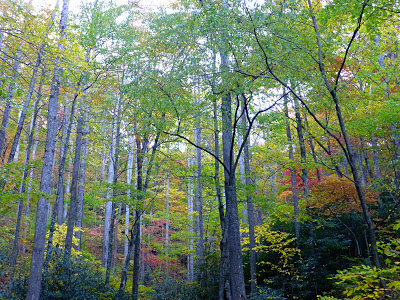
<box><xmin>0</xmin><ymin>0</ymin><xmax>400</xmax><ymax>299</ymax></box>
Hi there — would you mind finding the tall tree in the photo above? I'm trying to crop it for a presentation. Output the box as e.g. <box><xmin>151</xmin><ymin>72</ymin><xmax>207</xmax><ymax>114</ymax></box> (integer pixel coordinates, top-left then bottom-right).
<box><xmin>26</xmin><ymin>0</ymin><xmax>70</xmax><ymax>298</ymax></box>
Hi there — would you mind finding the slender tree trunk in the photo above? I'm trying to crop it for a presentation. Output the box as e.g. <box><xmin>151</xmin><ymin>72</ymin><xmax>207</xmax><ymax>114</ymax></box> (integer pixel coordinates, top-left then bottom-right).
<box><xmin>130</xmin><ymin>131</ymin><xmax>160</xmax><ymax>299</ymax></box>
<box><xmin>187</xmin><ymin>153</ymin><xmax>194</xmax><ymax>282</ymax></box>
<box><xmin>112</xmin><ymin>203</ymin><xmax>121</xmax><ymax>271</ymax></box>
<box><xmin>64</xmin><ymin>110</ymin><xmax>84</xmax><ymax>258</ymax></box>
<box><xmin>165</xmin><ymin>148</ymin><xmax>170</xmax><ymax>270</ymax></box>
<box><xmin>103</xmin><ymin>121</ymin><xmax>116</xmax><ymax>267</ymax></box>
<box><xmin>213</xmin><ymin>95</ymin><xmax>229</xmax><ymax>300</ymax></box>
<box><xmin>371</xmin><ymin>136</ymin><xmax>382</xmax><ymax>180</ymax></box>
<box><xmin>238</xmin><ymin>132</ymin><xmax>248</xmax><ymax>225</ymax></box>
<box><xmin>241</xmin><ymin>95</ymin><xmax>256</xmax><ymax>293</ymax></box>
<box><xmin>293</xmin><ymin>97</ymin><xmax>309</xmax><ymax>196</ymax></box>
<box><xmin>0</xmin><ymin>48</ymin><xmax>21</xmax><ymax>157</ymax></box>
<box><xmin>221</xmin><ymin>87</ymin><xmax>246</xmax><ymax>299</ymax></box>
<box><xmin>132</xmin><ymin>138</ymin><xmax>144</xmax><ymax>300</ymax></box>
<box><xmin>25</xmin><ymin>1</ymin><xmax>69</xmax><ymax>298</ymax></box>
<box><xmin>6</xmin><ymin>11</ymin><xmax>57</xmax><ymax>164</ymax></box>
<box><xmin>194</xmin><ymin>104</ymin><xmax>204</xmax><ymax>281</ymax></box>
<box><xmin>75</xmin><ymin>113</ymin><xmax>89</xmax><ymax>251</ymax></box>
<box><xmin>361</xmin><ymin>137</ymin><xmax>374</xmax><ymax>180</ymax></box>
<box><xmin>106</xmin><ymin>96</ymin><xmax>121</xmax><ymax>286</ymax></box>
<box><xmin>125</xmin><ymin>136</ymin><xmax>134</xmax><ymax>258</ymax></box>
<box><xmin>10</xmin><ymin>69</ymin><xmax>42</xmax><ymax>270</ymax></box>
<box><xmin>284</xmin><ymin>92</ymin><xmax>300</xmax><ymax>241</ymax></box>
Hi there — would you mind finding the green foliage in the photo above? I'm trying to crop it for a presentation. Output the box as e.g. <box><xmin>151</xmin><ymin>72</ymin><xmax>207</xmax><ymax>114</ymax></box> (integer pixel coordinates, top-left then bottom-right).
<box><xmin>332</xmin><ymin>264</ymin><xmax>386</xmax><ymax>299</ymax></box>
<box><xmin>330</xmin><ymin>234</ymin><xmax>400</xmax><ymax>299</ymax></box>
<box><xmin>9</xmin><ymin>251</ymin><xmax>117</xmax><ymax>300</ymax></box>
<box><xmin>247</xmin><ymin>286</ymin><xmax>288</xmax><ymax>300</ymax></box>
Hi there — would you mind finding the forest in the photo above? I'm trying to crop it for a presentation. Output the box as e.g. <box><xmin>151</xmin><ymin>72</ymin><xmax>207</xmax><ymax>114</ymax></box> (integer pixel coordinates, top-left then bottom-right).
<box><xmin>0</xmin><ymin>0</ymin><xmax>399</xmax><ymax>299</ymax></box>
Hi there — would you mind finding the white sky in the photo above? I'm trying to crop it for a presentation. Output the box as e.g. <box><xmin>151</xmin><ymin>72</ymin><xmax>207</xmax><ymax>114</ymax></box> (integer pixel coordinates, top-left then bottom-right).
<box><xmin>33</xmin><ymin>0</ymin><xmax>172</xmax><ymax>13</ymax></box>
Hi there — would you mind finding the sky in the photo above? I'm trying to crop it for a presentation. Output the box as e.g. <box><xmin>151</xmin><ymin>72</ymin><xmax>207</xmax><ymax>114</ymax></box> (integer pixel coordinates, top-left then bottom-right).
<box><xmin>33</xmin><ymin>0</ymin><xmax>172</xmax><ymax>13</ymax></box>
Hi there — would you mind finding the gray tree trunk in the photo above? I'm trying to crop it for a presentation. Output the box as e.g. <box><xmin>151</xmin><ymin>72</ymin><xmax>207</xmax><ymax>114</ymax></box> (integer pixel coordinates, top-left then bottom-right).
<box><xmin>64</xmin><ymin>109</ymin><xmax>85</xmax><ymax>258</ymax></box>
<box><xmin>25</xmin><ymin>0</ymin><xmax>70</xmax><ymax>298</ymax></box>
<box><xmin>361</xmin><ymin>137</ymin><xmax>374</xmax><ymax>180</ymax></box>
<box><xmin>371</xmin><ymin>136</ymin><xmax>382</xmax><ymax>180</ymax></box>
<box><xmin>221</xmin><ymin>80</ymin><xmax>246</xmax><ymax>299</ymax></box>
<box><xmin>284</xmin><ymin>92</ymin><xmax>300</xmax><ymax>241</ymax></box>
<box><xmin>241</xmin><ymin>95</ymin><xmax>257</xmax><ymax>294</ymax></box>
<box><xmin>106</xmin><ymin>95</ymin><xmax>122</xmax><ymax>286</ymax></box>
<box><xmin>56</xmin><ymin>88</ymin><xmax>80</xmax><ymax>225</ymax></box>
<box><xmin>10</xmin><ymin>69</ymin><xmax>42</xmax><ymax>271</ymax></box>
<box><xmin>165</xmin><ymin>148</ymin><xmax>170</xmax><ymax>269</ymax></box>
<box><xmin>0</xmin><ymin>48</ymin><xmax>21</xmax><ymax>157</ymax></box>
<box><xmin>6</xmin><ymin>3</ymin><xmax>58</xmax><ymax>163</ymax></box>
<box><xmin>307</xmin><ymin>0</ymin><xmax>382</xmax><ymax>269</ymax></box>
<box><xmin>102</xmin><ymin>120</ymin><xmax>116</xmax><ymax>267</ymax></box>
<box><xmin>194</xmin><ymin>109</ymin><xmax>204</xmax><ymax>281</ymax></box>
<box><xmin>293</xmin><ymin>97</ymin><xmax>309</xmax><ymax>197</ymax></box>
<box><xmin>75</xmin><ymin>111</ymin><xmax>89</xmax><ymax>251</ymax></box>
<box><xmin>125</xmin><ymin>136</ymin><xmax>134</xmax><ymax>258</ymax></box>
<box><xmin>187</xmin><ymin>153</ymin><xmax>194</xmax><ymax>282</ymax></box>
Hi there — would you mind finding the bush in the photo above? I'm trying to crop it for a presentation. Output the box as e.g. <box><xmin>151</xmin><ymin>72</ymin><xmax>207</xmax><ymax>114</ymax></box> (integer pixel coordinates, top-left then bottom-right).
<box><xmin>9</xmin><ymin>248</ymin><xmax>117</xmax><ymax>300</ymax></box>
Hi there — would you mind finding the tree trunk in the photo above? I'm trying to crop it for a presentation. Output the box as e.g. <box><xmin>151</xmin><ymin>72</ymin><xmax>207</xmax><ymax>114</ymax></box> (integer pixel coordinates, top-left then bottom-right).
<box><xmin>75</xmin><ymin>112</ymin><xmax>89</xmax><ymax>251</ymax></box>
<box><xmin>106</xmin><ymin>95</ymin><xmax>121</xmax><ymax>286</ymax></box>
<box><xmin>241</xmin><ymin>95</ymin><xmax>256</xmax><ymax>294</ymax></box>
<box><xmin>64</xmin><ymin>110</ymin><xmax>84</xmax><ymax>258</ymax></box>
<box><xmin>371</xmin><ymin>136</ymin><xmax>382</xmax><ymax>180</ymax></box>
<box><xmin>6</xmin><ymin>17</ymin><xmax>56</xmax><ymax>163</ymax></box>
<box><xmin>293</xmin><ymin>96</ymin><xmax>310</xmax><ymax>197</ymax></box>
<box><xmin>125</xmin><ymin>136</ymin><xmax>134</xmax><ymax>258</ymax></box>
<box><xmin>132</xmin><ymin>138</ymin><xmax>144</xmax><ymax>300</ymax></box>
<box><xmin>165</xmin><ymin>148</ymin><xmax>170</xmax><ymax>270</ymax></box>
<box><xmin>221</xmin><ymin>89</ymin><xmax>246</xmax><ymax>299</ymax></box>
<box><xmin>25</xmin><ymin>1</ymin><xmax>69</xmax><ymax>298</ymax></box>
<box><xmin>194</xmin><ymin>105</ymin><xmax>204</xmax><ymax>281</ymax></box>
<box><xmin>103</xmin><ymin>120</ymin><xmax>116</xmax><ymax>267</ymax></box>
<box><xmin>112</xmin><ymin>203</ymin><xmax>121</xmax><ymax>271</ymax></box>
<box><xmin>284</xmin><ymin>92</ymin><xmax>300</xmax><ymax>241</ymax></box>
<box><xmin>10</xmin><ymin>69</ymin><xmax>42</xmax><ymax>270</ymax></box>
<box><xmin>0</xmin><ymin>48</ymin><xmax>21</xmax><ymax>158</ymax></box>
<box><xmin>187</xmin><ymin>153</ymin><xmax>194</xmax><ymax>282</ymax></box>
<box><xmin>361</xmin><ymin>137</ymin><xmax>374</xmax><ymax>180</ymax></box>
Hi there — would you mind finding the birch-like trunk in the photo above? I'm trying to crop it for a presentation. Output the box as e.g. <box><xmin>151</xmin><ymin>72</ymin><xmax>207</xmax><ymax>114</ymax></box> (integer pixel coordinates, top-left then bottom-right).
<box><xmin>75</xmin><ymin>110</ymin><xmax>89</xmax><ymax>251</ymax></box>
<box><xmin>187</xmin><ymin>153</ymin><xmax>194</xmax><ymax>282</ymax></box>
<box><xmin>102</xmin><ymin>121</ymin><xmax>116</xmax><ymax>267</ymax></box>
<box><xmin>125</xmin><ymin>136</ymin><xmax>134</xmax><ymax>258</ymax></box>
<box><xmin>194</xmin><ymin>99</ymin><xmax>204</xmax><ymax>281</ymax></box>
<box><xmin>371</xmin><ymin>136</ymin><xmax>382</xmax><ymax>180</ymax></box>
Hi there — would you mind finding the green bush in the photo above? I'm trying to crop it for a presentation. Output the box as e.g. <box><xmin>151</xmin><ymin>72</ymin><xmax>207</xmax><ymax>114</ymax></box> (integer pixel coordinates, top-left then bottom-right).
<box><xmin>8</xmin><ymin>248</ymin><xmax>118</xmax><ymax>300</ymax></box>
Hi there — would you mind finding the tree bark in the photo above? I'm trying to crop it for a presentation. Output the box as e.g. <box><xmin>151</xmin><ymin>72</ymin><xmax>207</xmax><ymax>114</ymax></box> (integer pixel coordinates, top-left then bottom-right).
<box><xmin>187</xmin><ymin>152</ymin><xmax>195</xmax><ymax>282</ymax></box>
<box><xmin>371</xmin><ymin>136</ymin><xmax>382</xmax><ymax>180</ymax></box>
<box><xmin>64</xmin><ymin>109</ymin><xmax>84</xmax><ymax>258</ymax></box>
<box><xmin>241</xmin><ymin>95</ymin><xmax>257</xmax><ymax>294</ymax></box>
<box><xmin>293</xmin><ymin>96</ymin><xmax>309</xmax><ymax>197</ymax></box>
<box><xmin>75</xmin><ymin>111</ymin><xmax>89</xmax><ymax>251</ymax></box>
<box><xmin>221</xmin><ymin>89</ymin><xmax>246</xmax><ymax>299</ymax></box>
<box><xmin>284</xmin><ymin>92</ymin><xmax>300</xmax><ymax>241</ymax></box>
<box><xmin>25</xmin><ymin>1</ymin><xmax>70</xmax><ymax>298</ymax></box>
<box><xmin>125</xmin><ymin>136</ymin><xmax>134</xmax><ymax>258</ymax></box>
<box><xmin>10</xmin><ymin>69</ymin><xmax>42</xmax><ymax>271</ymax></box>
<box><xmin>0</xmin><ymin>48</ymin><xmax>21</xmax><ymax>158</ymax></box>
<box><xmin>194</xmin><ymin>102</ymin><xmax>204</xmax><ymax>282</ymax></box>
